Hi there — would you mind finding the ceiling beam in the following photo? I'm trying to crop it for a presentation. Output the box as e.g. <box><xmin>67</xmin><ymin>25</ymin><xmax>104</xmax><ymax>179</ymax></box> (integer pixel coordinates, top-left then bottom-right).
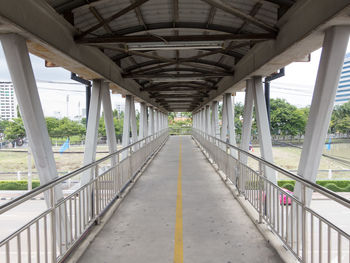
<box><xmin>151</xmin><ymin>94</ymin><xmax>208</xmax><ymax>98</ymax></box>
<box><xmin>78</xmin><ymin>32</ymin><xmax>275</xmax><ymax>44</ymax></box>
<box><xmin>236</xmin><ymin>2</ymin><xmax>263</xmax><ymax>34</ymax></box>
<box><xmin>200</xmin><ymin>0</ymin><xmax>278</xmax><ymax>33</ymax></box>
<box><xmin>126</xmin><ymin>67</ymin><xmax>231</xmax><ymax>77</ymax></box>
<box><xmin>114</xmin><ymin>41</ymin><xmax>250</xmax><ymax>66</ymax></box>
<box><xmin>77</xmin><ymin>0</ymin><xmax>151</xmax><ymax>38</ymax></box>
<box><xmin>79</xmin><ymin>22</ymin><xmax>256</xmax><ymax>36</ymax></box>
<box><xmin>124</xmin><ymin>57</ymin><xmax>235</xmax><ymax>73</ymax></box>
<box><xmin>123</xmin><ymin>73</ymin><xmax>231</xmax><ymax>79</ymax></box>
<box><xmin>141</xmin><ymin>83</ymin><xmax>216</xmax><ymax>91</ymax></box>
<box><xmin>156</xmin><ymin>98</ymin><xmax>204</xmax><ymax>102</ymax></box>
<box><xmin>88</xmin><ymin>6</ymin><xmax>113</xmax><ymax>34</ymax></box>
<box><xmin>53</xmin><ymin>0</ymin><xmax>99</xmax><ymax>13</ymax></box>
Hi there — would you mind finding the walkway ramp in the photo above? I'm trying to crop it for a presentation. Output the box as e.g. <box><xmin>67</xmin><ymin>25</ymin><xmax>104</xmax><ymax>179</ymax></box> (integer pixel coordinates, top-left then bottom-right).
<box><xmin>78</xmin><ymin>136</ymin><xmax>282</xmax><ymax>263</ymax></box>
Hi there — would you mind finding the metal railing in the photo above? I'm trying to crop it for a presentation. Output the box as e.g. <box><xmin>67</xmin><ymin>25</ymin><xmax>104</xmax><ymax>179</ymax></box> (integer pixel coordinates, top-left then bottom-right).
<box><xmin>0</xmin><ymin>129</ymin><xmax>168</xmax><ymax>263</ymax></box>
<box><xmin>193</xmin><ymin>128</ymin><xmax>350</xmax><ymax>263</ymax></box>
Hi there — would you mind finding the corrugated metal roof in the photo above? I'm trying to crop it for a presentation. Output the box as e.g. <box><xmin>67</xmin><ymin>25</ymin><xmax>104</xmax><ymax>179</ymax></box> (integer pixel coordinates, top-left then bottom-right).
<box><xmin>45</xmin><ymin>0</ymin><xmax>294</xmax><ymax>111</ymax></box>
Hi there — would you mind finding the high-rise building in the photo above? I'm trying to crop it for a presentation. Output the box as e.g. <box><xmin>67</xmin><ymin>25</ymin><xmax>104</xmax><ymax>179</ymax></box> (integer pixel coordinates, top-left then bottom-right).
<box><xmin>335</xmin><ymin>53</ymin><xmax>350</xmax><ymax>105</ymax></box>
<box><xmin>0</xmin><ymin>82</ymin><xmax>17</xmax><ymax>120</ymax></box>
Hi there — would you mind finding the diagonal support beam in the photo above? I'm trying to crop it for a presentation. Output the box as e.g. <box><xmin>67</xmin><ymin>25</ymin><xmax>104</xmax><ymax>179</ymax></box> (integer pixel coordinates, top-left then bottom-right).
<box><xmin>77</xmin><ymin>0</ymin><xmax>151</xmax><ymax>38</ymax></box>
<box><xmin>200</xmin><ymin>0</ymin><xmax>277</xmax><ymax>33</ymax></box>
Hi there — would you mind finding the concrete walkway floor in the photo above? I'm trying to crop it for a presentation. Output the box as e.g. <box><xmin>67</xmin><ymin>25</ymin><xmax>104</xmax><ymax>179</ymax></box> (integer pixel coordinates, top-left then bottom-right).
<box><xmin>78</xmin><ymin>136</ymin><xmax>282</xmax><ymax>263</ymax></box>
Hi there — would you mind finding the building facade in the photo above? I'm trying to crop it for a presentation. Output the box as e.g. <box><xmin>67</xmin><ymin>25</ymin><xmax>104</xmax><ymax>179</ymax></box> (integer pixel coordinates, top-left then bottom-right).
<box><xmin>335</xmin><ymin>53</ymin><xmax>350</xmax><ymax>105</ymax></box>
<box><xmin>0</xmin><ymin>82</ymin><xmax>17</xmax><ymax>120</ymax></box>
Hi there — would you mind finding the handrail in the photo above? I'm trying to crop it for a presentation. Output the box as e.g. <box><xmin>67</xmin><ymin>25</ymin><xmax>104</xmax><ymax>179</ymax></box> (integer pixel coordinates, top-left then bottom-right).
<box><xmin>192</xmin><ymin>128</ymin><xmax>350</xmax><ymax>209</ymax></box>
<box><xmin>0</xmin><ymin>129</ymin><xmax>168</xmax><ymax>214</ymax></box>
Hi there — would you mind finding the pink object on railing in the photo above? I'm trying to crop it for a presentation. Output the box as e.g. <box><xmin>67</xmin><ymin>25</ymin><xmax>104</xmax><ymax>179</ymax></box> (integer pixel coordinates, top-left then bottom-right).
<box><xmin>280</xmin><ymin>188</ymin><xmax>293</xmax><ymax>205</ymax></box>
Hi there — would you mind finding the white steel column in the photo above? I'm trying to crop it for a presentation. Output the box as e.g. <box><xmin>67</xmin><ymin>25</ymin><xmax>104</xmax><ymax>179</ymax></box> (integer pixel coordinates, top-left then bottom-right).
<box><xmin>252</xmin><ymin>76</ymin><xmax>276</xmax><ymax>184</ymax></box>
<box><xmin>122</xmin><ymin>95</ymin><xmax>132</xmax><ymax>148</ymax></box>
<box><xmin>211</xmin><ymin>101</ymin><xmax>219</xmax><ymax>137</ymax></box>
<box><xmin>194</xmin><ymin>113</ymin><xmax>197</xmax><ymax>128</ymax></box>
<box><xmin>227</xmin><ymin>94</ymin><xmax>237</xmax><ymax>156</ymax></box>
<box><xmin>0</xmin><ymin>33</ymin><xmax>63</xmax><ymax>196</ymax></box>
<box><xmin>221</xmin><ymin>93</ymin><xmax>237</xmax><ymax>157</ymax></box>
<box><xmin>139</xmin><ymin>102</ymin><xmax>148</xmax><ymax>139</ymax></box>
<box><xmin>154</xmin><ymin>109</ymin><xmax>159</xmax><ymax>134</ymax></box>
<box><xmin>205</xmin><ymin>105</ymin><xmax>211</xmax><ymax>134</ymax></box>
<box><xmin>159</xmin><ymin>113</ymin><xmax>162</xmax><ymax>131</ymax></box>
<box><xmin>81</xmin><ymin>79</ymin><xmax>102</xmax><ymax>184</ymax></box>
<box><xmin>240</xmin><ymin>80</ymin><xmax>254</xmax><ymax>164</ymax></box>
<box><xmin>122</xmin><ymin>95</ymin><xmax>138</xmax><ymax>155</ymax></box>
<box><xmin>201</xmin><ymin>108</ymin><xmax>206</xmax><ymax>132</ymax></box>
<box><xmin>148</xmin><ymin>106</ymin><xmax>154</xmax><ymax>135</ymax></box>
<box><xmin>101</xmin><ymin>82</ymin><xmax>117</xmax><ymax>163</ymax></box>
<box><xmin>130</xmin><ymin>97</ymin><xmax>138</xmax><ymax>144</ymax></box>
<box><xmin>221</xmin><ymin>96</ymin><xmax>228</xmax><ymax>142</ymax></box>
<box><xmin>1</xmin><ymin>34</ymin><xmax>69</xmax><ymax>246</ymax></box>
<box><xmin>295</xmin><ymin>26</ymin><xmax>350</xmax><ymax>205</ymax></box>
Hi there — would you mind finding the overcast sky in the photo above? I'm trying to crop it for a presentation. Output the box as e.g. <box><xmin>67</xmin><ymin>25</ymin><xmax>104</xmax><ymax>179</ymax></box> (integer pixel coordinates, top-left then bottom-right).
<box><xmin>1</xmin><ymin>40</ymin><xmax>350</xmax><ymax>117</ymax></box>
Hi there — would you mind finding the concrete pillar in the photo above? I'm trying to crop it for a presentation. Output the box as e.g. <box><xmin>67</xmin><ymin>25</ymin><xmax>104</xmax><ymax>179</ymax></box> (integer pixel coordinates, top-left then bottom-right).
<box><xmin>294</xmin><ymin>26</ymin><xmax>350</xmax><ymax>205</ymax></box>
<box><xmin>81</xmin><ymin>79</ymin><xmax>102</xmax><ymax>184</ymax></box>
<box><xmin>148</xmin><ymin>106</ymin><xmax>154</xmax><ymax>135</ymax></box>
<box><xmin>211</xmin><ymin>101</ymin><xmax>219</xmax><ymax>137</ymax></box>
<box><xmin>240</xmin><ymin>80</ymin><xmax>254</xmax><ymax>164</ymax></box>
<box><xmin>252</xmin><ymin>76</ymin><xmax>276</xmax><ymax>184</ymax></box>
<box><xmin>101</xmin><ymin>82</ymin><xmax>117</xmax><ymax>162</ymax></box>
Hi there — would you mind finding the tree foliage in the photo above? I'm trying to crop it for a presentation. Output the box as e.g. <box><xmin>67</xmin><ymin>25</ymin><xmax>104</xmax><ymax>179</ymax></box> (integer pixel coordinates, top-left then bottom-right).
<box><xmin>330</xmin><ymin>101</ymin><xmax>350</xmax><ymax>134</ymax></box>
<box><xmin>4</xmin><ymin>118</ymin><xmax>25</xmax><ymax>140</ymax></box>
<box><xmin>270</xmin><ymin>99</ymin><xmax>307</xmax><ymax>136</ymax></box>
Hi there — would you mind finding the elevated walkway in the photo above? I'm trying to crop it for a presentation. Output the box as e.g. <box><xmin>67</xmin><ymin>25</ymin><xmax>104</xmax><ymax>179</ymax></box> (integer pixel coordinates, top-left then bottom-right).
<box><xmin>77</xmin><ymin>136</ymin><xmax>282</xmax><ymax>262</ymax></box>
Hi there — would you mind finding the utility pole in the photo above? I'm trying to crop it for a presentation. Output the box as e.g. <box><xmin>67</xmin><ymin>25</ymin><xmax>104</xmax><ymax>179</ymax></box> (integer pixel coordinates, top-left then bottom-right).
<box><xmin>66</xmin><ymin>94</ymin><xmax>69</xmax><ymax>118</ymax></box>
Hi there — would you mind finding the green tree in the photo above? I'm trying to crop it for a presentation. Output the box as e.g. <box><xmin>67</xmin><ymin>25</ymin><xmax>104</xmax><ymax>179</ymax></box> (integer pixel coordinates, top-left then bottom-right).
<box><xmin>234</xmin><ymin>103</ymin><xmax>244</xmax><ymax>136</ymax></box>
<box><xmin>4</xmin><ymin>118</ymin><xmax>25</xmax><ymax>140</ymax></box>
<box><xmin>330</xmin><ymin>101</ymin><xmax>350</xmax><ymax>134</ymax></box>
<box><xmin>52</xmin><ymin>117</ymin><xmax>85</xmax><ymax>138</ymax></box>
<box><xmin>270</xmin><ymin>99</ymin><xmax>307</xmax><ymax>136</ymax></box>
<box><xmin>0</xmin><ymin>119</ymin><xmax>9</xmax><ymax>134</ymax></box>
<box><xmin>45</xmin><ymin>117</ymin><xmax>60</xmax><ymax>137</ymax></box>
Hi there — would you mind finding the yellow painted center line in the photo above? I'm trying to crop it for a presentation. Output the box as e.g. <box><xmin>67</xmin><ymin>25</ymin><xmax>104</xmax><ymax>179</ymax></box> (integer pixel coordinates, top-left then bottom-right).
<box><xmin>174</xmin><ymin>138</ymin><xmax>183</xmax><ymax>263</ymax></box>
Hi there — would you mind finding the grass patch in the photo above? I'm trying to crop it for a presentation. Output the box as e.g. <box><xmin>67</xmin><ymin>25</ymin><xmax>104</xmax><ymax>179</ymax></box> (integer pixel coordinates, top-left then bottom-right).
<box><xmin>278</xmin><ymin>180</ymin><xmax>350</xmax><ymax>192</ymax></box>
<box><xmin>0</xmin><ymin>180</ymin><xmax>40</xmax><ymax>190</ymax></box>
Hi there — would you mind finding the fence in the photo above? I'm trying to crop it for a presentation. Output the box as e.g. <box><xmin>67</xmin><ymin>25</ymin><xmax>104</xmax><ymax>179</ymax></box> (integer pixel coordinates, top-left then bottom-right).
<box><xmin>0</xmin><ymin>129</ymin><xmax>168</xmax><ymax>263</ymax></box>
<box><xmin>193</xmin><ymin>128</ymin><xmax>350</xmax><ymax>263</ymax></box>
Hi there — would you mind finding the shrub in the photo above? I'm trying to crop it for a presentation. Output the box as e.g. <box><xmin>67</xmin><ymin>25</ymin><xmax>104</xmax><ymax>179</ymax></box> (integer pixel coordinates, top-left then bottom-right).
<box><xmin>0</xmin><ymin>180</ymin><xmax>40</xmax><ymax>190</ymax></box>
<box><xmin>277</xmin><ymin>180</ymin><xmax>350</xmax><ymax>192</ymax></box>
<box><xmin>282</xmin><ymin>183</ymin><xmax>294</xmax><ymax>192</ymax></box>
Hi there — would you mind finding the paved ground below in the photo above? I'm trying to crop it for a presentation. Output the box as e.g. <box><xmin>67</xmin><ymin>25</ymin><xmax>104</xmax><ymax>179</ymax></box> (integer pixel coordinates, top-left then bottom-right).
<box><xmin>77</xmin><ymin>135</ymin><xmax>282</xmax><ymax>263</ymax></box>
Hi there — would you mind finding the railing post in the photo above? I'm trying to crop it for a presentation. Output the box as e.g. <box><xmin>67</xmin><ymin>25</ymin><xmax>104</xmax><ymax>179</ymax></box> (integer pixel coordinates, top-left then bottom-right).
<box><xmin>94</xmin><ymin>177</ymin><xmax>100</xmax><ymax>223</ymax></box>
<box><xmin>93</xmin><ymin>164</ymin><xmax>99</xmax><ymax>220</ymax></box>
<box><xmin>259</xmin><ymin>162</ymin><xmax>263</xmax><ymax>224</ymax></box>
<box><xmin>50</xmin><ymin>188</ymin><xmax>57</xmax><ymax>261</ymax></box>
<box><xmin>129</xmin><ymin>147</ymin><xmax>132</xmax><ymax>180</ymax></box>
<box><xmin>301</xmin><ymin>184</ymin><xmax>308</xmax><ymax>262</ymax></box>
